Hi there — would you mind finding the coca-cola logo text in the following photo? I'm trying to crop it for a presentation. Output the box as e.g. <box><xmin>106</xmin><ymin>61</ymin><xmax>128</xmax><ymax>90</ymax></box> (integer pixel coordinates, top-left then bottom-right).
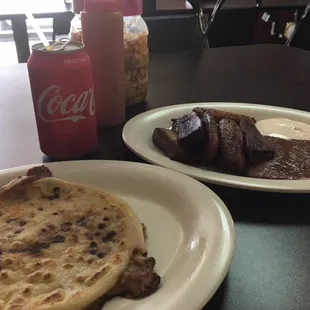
<box><xmin>64</xmin><ymin>55</ymin><xmax>89</xmax><ymax>65</ymax></box>
<box><xmin>37</xmin><ymin>85</ymin><xmax>95</xmax><ymax>123</ymax></box>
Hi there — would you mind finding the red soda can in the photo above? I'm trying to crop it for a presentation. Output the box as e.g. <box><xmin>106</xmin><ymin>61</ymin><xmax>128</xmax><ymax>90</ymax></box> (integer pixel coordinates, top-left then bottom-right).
<box><xmin>27</xmin><ymin>41</ymin><xmax>97</xmax><ymax>159</ymax></box>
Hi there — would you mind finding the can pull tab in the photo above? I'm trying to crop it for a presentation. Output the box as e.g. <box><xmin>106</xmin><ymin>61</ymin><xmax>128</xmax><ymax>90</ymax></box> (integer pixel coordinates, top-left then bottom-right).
<box><xmin>46</xmin><ymin>39</ymin><xmax>70</xmax><ymax>51</ymax></box>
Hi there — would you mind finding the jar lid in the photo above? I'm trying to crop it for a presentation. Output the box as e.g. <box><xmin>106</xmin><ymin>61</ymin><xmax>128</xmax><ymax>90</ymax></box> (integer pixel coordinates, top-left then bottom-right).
<box><xmin>121</xmin><ymin>0</ymin><xmax>143</xmax><ymax>16</ymax></box>
<box><xmin>84</xmin><ymin>0</ymin><xmax>122</xmax><ymax>13</ymax></box>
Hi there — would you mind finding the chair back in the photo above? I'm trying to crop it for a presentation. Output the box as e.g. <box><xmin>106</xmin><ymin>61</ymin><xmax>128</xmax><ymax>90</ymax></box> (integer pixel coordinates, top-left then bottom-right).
<box><xmin>286</xmin><ymin>2</ymin><xmax>310</xmax><ymax>51</ymax></box>
<box><xmin>146</xmin><ymin>14</ymin><xmax>205</xmax><ymax>53</ymax></box>
<box><xmin>206</xmin><ymin>0</ymin><xmax>261</xmax><ymax>47</ymax></box>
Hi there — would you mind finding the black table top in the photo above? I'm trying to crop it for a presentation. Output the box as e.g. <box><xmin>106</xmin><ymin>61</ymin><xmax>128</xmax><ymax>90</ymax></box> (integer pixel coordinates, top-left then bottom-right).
<box><xmin>1</xmin><ymin>44</ymin><xmax>310</xmax><ymax>309</ymax></box>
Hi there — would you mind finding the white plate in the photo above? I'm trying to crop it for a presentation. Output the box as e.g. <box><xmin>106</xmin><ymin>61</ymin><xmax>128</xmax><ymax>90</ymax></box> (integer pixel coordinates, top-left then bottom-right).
<box><xmin>123</xmin><ymin>102</ymin><xmax>310</xmax><ymax>193</ymax></box>
<box><xmin>0</xmin><ymin>160</ymin><xmax>235</xmax><ymax>310</ymax></box>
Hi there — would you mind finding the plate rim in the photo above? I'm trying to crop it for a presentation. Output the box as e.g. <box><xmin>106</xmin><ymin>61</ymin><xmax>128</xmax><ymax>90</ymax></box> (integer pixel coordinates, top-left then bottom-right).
<box><xmin>122</xmin><ymin>102</ymin><xmax>310</xmax><ymax>193</ymax></box>
<box><xmin>0</xmin><ymin>160</ymin><xmax>235</xmax><ymax>310</ymax></box>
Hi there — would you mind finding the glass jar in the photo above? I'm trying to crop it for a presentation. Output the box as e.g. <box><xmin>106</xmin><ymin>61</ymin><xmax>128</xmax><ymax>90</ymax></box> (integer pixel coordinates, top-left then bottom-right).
<box><xmin>124</xmin><ymin>15</ymin><xmax>149</xmax><ymax>105</ymax></box>
<box><xmin>69</xmin><ymin>0</ymin><xmax>149</xmax><ymax>105</ymax></box>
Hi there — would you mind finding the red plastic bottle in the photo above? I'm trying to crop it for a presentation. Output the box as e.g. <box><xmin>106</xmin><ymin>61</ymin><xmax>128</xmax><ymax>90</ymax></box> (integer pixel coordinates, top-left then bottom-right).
<box><xmin>81</xmin><ymin>0</ymin><xmax>125</xmax><ymax>127</ymax></box>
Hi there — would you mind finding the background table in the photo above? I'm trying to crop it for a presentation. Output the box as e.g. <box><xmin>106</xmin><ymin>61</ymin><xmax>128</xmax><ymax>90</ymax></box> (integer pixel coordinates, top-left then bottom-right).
<box><xmin>1</xmin><ymin>44</ymin><xmax>310</xmax><ymax>310</ymax></box>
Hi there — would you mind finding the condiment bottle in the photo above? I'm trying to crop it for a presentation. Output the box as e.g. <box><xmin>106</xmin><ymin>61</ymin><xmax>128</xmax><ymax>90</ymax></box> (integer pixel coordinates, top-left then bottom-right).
<box><xmin>122</xmin><ymin>0</ymin><xmax>149</xmax><ymax>105</ymax></box>
<box><xmin>82</xmin><ymin>0</ymin><xmax>125</xmax><ymax>126</ymax></box>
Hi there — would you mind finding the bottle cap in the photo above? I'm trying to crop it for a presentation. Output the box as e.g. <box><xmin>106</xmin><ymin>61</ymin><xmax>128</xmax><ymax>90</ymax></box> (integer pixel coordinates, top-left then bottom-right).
<box><xmin>121</xmin><ymin>0</ymin><xmax>143</xmax><ymax>16</ymax></box>
<box><xmin>84</xmin><ymin>0</ymin><xmax>122</xmax><ymax>13</ymax></box>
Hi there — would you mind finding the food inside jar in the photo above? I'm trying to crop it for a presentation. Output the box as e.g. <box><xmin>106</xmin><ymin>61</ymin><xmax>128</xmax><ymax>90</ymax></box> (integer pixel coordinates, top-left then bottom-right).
<box><xmin>125</xmin><ymin>32</ymin><xmax>149</xmax><ymax>105</ymax></box>
<box><xmin>69</xmin><ymin>19</ymin><xmax>149</xmax><ymax>105</ymax></box>
<box><xmin>70</xmin><ymin>30</ymin><xmax>83</xmax><ymax>43</ymax></box>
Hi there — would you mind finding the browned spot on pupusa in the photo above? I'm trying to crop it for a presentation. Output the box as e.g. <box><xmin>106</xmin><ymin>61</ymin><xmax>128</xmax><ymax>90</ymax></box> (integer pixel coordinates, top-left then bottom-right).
<box><xmin>6</xmin><ymin>242</ymin><xmax>50</xmax><ymax>255</ymax></box>
<box><xmin>60</xmin><ymin>222</ymin><xmax>72</xmax><ymax>232</ymax></box>
<box><xmin>47</xmin><ymin>223</ymin><xmax>56</xmax><ymax>230</ymax></box>
<box><xmin>41</xmin><ymin>289</ymin><xmax>64</xmax><ymax>304</ymax></box>
<box><xmin>142</xmin><ymin>223</ymin><xmax>147</xmax><ymax>240</ymax></box>
<box><xmin>7</xmin><ymin>305</ymin><xmax>23</xmax><ymax>310</ymax></box>
<box><xmin>29</xmin><ymin>242</ymin><xmax>50</xmax><ymax>254</ymax></box>
<box><xmin>112</xmin><ymin>253</ymin><xmax>122</xmax><ymax>265</ymax></box>
<box><xmin>6</xmin><ymin>218</ymin><xmax>18</xmax><ymax>223</ymax></box>
<box><xmin>97</xmin><ymin>223</ymin><xmax>105</xmax><ymax>230</ymax></box>
<box><xmin>85</xmin><ymin>270</ymin><xmax>104</xmax><ymax>286</ymax></box>
<box><xmin>49</xmin><ymin>187</ymin><xmax>60</xmax><ymax>200</ymax></box>
<box><xmin>97</xmin><ymin>252</ymin><xmax>105</xmax><ymax>259</ymax></box>
<box><xmin>42</xmin><ymin>259</ymin><xmax>56</xmax><ymax>267</ymax></box>
<box><xmin>10</xmin><ymin>297</ymin><xmax>24</xmax><ymax>304</ymax></box>
<box><xmin>27</xmin><ymin>271</ymin><xmax>42</xmax><ymax>283</ymax></box>
<box><xmin>88</xmin><ymin>249</ymin><xmax>97</xmax><ymax>255</ymax></box>
<box><xmin>41</xmin><ymin>228</ymin><xmax>47</xmax><ymax>234</ymax></box>
<box><xmin>3</xmin><ymin>258</ymin><xmax>14</xmax><ymax>268</ymax></box>
<box><xmin>18</xmin><ymin>219</ymin><xmax>27</xmax><ymax>227</ymax></box>
<box><xmin>85</xmin><ymin>231</ymin><xmax>94</xmax><ymax>240</ymax></box>
<box><xmin>22</xmin><ymin>287</ymin><xmax>31</xmax><ymax>296</ymax></box>
<box><xmin>76</xmin><ymin>275</ymin><xmax>85</xmax><ymax>283</ymax></box>
<box><xmin>89</xmin><ymin>241</ymin><xmax>97</xmax><ymax>248</ymax></box>
<box><xmin>87</xmin><ymin>258</ymin><xmax>95</xmax><ymax>264</ymax></box>
<box><xmin>33</xmin><ymin>262</ymin><xmax>43</xmax><ymax>269</ymax></box>
<box><xmin>77</xmin><ymin>216</ymin><xmax>89</xmax><ymax>227</ymax></box>
<box><xmin>43</xmin><ymin>272</ymin><xmax>53</xmax><ymax>282</ymax></box>
<box><xmin>51</xmin><ymin>235</ymin><xmax>65</xmax><ymax>243</ymax></box>
<box><xmin>0</xmin><ymin>271</ymin><xmax>9</xmax><ymax>279</ymax></box>
<box><xmin>102</xmin><ymin>231</ymin><xmax>117</xmax><ymax>242</ymax></box>
<box><xmin>77</xmin><ymin>216</ymin><xmax>85</xmax><ymax>223</ymax></box>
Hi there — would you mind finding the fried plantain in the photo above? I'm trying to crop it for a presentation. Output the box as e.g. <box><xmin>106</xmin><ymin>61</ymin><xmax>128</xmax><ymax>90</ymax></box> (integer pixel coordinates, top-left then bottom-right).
<box><xmin>201</xmin><ymin>112</ymin><xmax>219</xmax><ymax>162</ymax></box>
<box><xmin>217</xmin><ymin>119</ymin><xmax>247</xmax><ymax>174</ymax></box>
<box><xmin>152</xmin><ymin>128</ymin><xmax>205</xmax><ymax>165</ymax></box>
<box><xmin>177</xmin><ymin>112</ymin><xmax>205</xmax><ymax>151</ymax></box>
<box><xmin>239</xmin><ymin>117</ymin><xmax>275</xmax><ymax>165</ymax></box>
<box><xmin>171</xmin><ymin>117</ymin><xmax>181</xmax><ymax>133</ymax></box>
<box><xmin>193</xmin><ymin>107</ymin><xmax>256</xmax><ymax>124</ymax></box>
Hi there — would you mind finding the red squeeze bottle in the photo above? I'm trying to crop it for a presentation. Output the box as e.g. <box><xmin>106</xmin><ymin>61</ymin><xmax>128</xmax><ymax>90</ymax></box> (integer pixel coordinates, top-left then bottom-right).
<box><xmin>81</xmin><ymin>0</ymin><xmax>125</xmax><ymax>127</ymax></box>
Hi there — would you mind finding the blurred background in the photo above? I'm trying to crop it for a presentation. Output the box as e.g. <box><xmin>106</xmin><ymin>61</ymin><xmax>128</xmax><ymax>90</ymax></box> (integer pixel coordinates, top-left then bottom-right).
<box><xmin>1</xmin><ymin>0</ymin><xmax>308</xmax><ymax>65</ymax></box>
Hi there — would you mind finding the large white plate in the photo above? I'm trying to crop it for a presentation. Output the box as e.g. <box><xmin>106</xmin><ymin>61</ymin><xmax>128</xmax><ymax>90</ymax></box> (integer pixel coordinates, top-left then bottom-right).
<box><xmin>0</xmin><ymin>160</ymin><xmax>235</xmax><ymax>310</ymax></box>
<box><xmin>123</xmin><ymin>102</ymin><xmax>310</xmax><ymax>193</ymax></box>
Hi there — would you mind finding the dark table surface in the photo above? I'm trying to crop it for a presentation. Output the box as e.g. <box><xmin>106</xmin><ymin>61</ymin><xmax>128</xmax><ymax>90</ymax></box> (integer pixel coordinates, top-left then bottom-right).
<box><xmin>2</xmin><ymin>44</ymin><xmax>310</xmax><ymax>310</ymax></box>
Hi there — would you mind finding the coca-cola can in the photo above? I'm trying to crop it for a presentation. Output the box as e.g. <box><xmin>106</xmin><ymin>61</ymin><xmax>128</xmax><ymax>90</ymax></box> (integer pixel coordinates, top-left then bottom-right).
<box><xmin>27</xmin><ymin>41</ymin><xmax>97</xmax><ymax>159</ymax></box>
